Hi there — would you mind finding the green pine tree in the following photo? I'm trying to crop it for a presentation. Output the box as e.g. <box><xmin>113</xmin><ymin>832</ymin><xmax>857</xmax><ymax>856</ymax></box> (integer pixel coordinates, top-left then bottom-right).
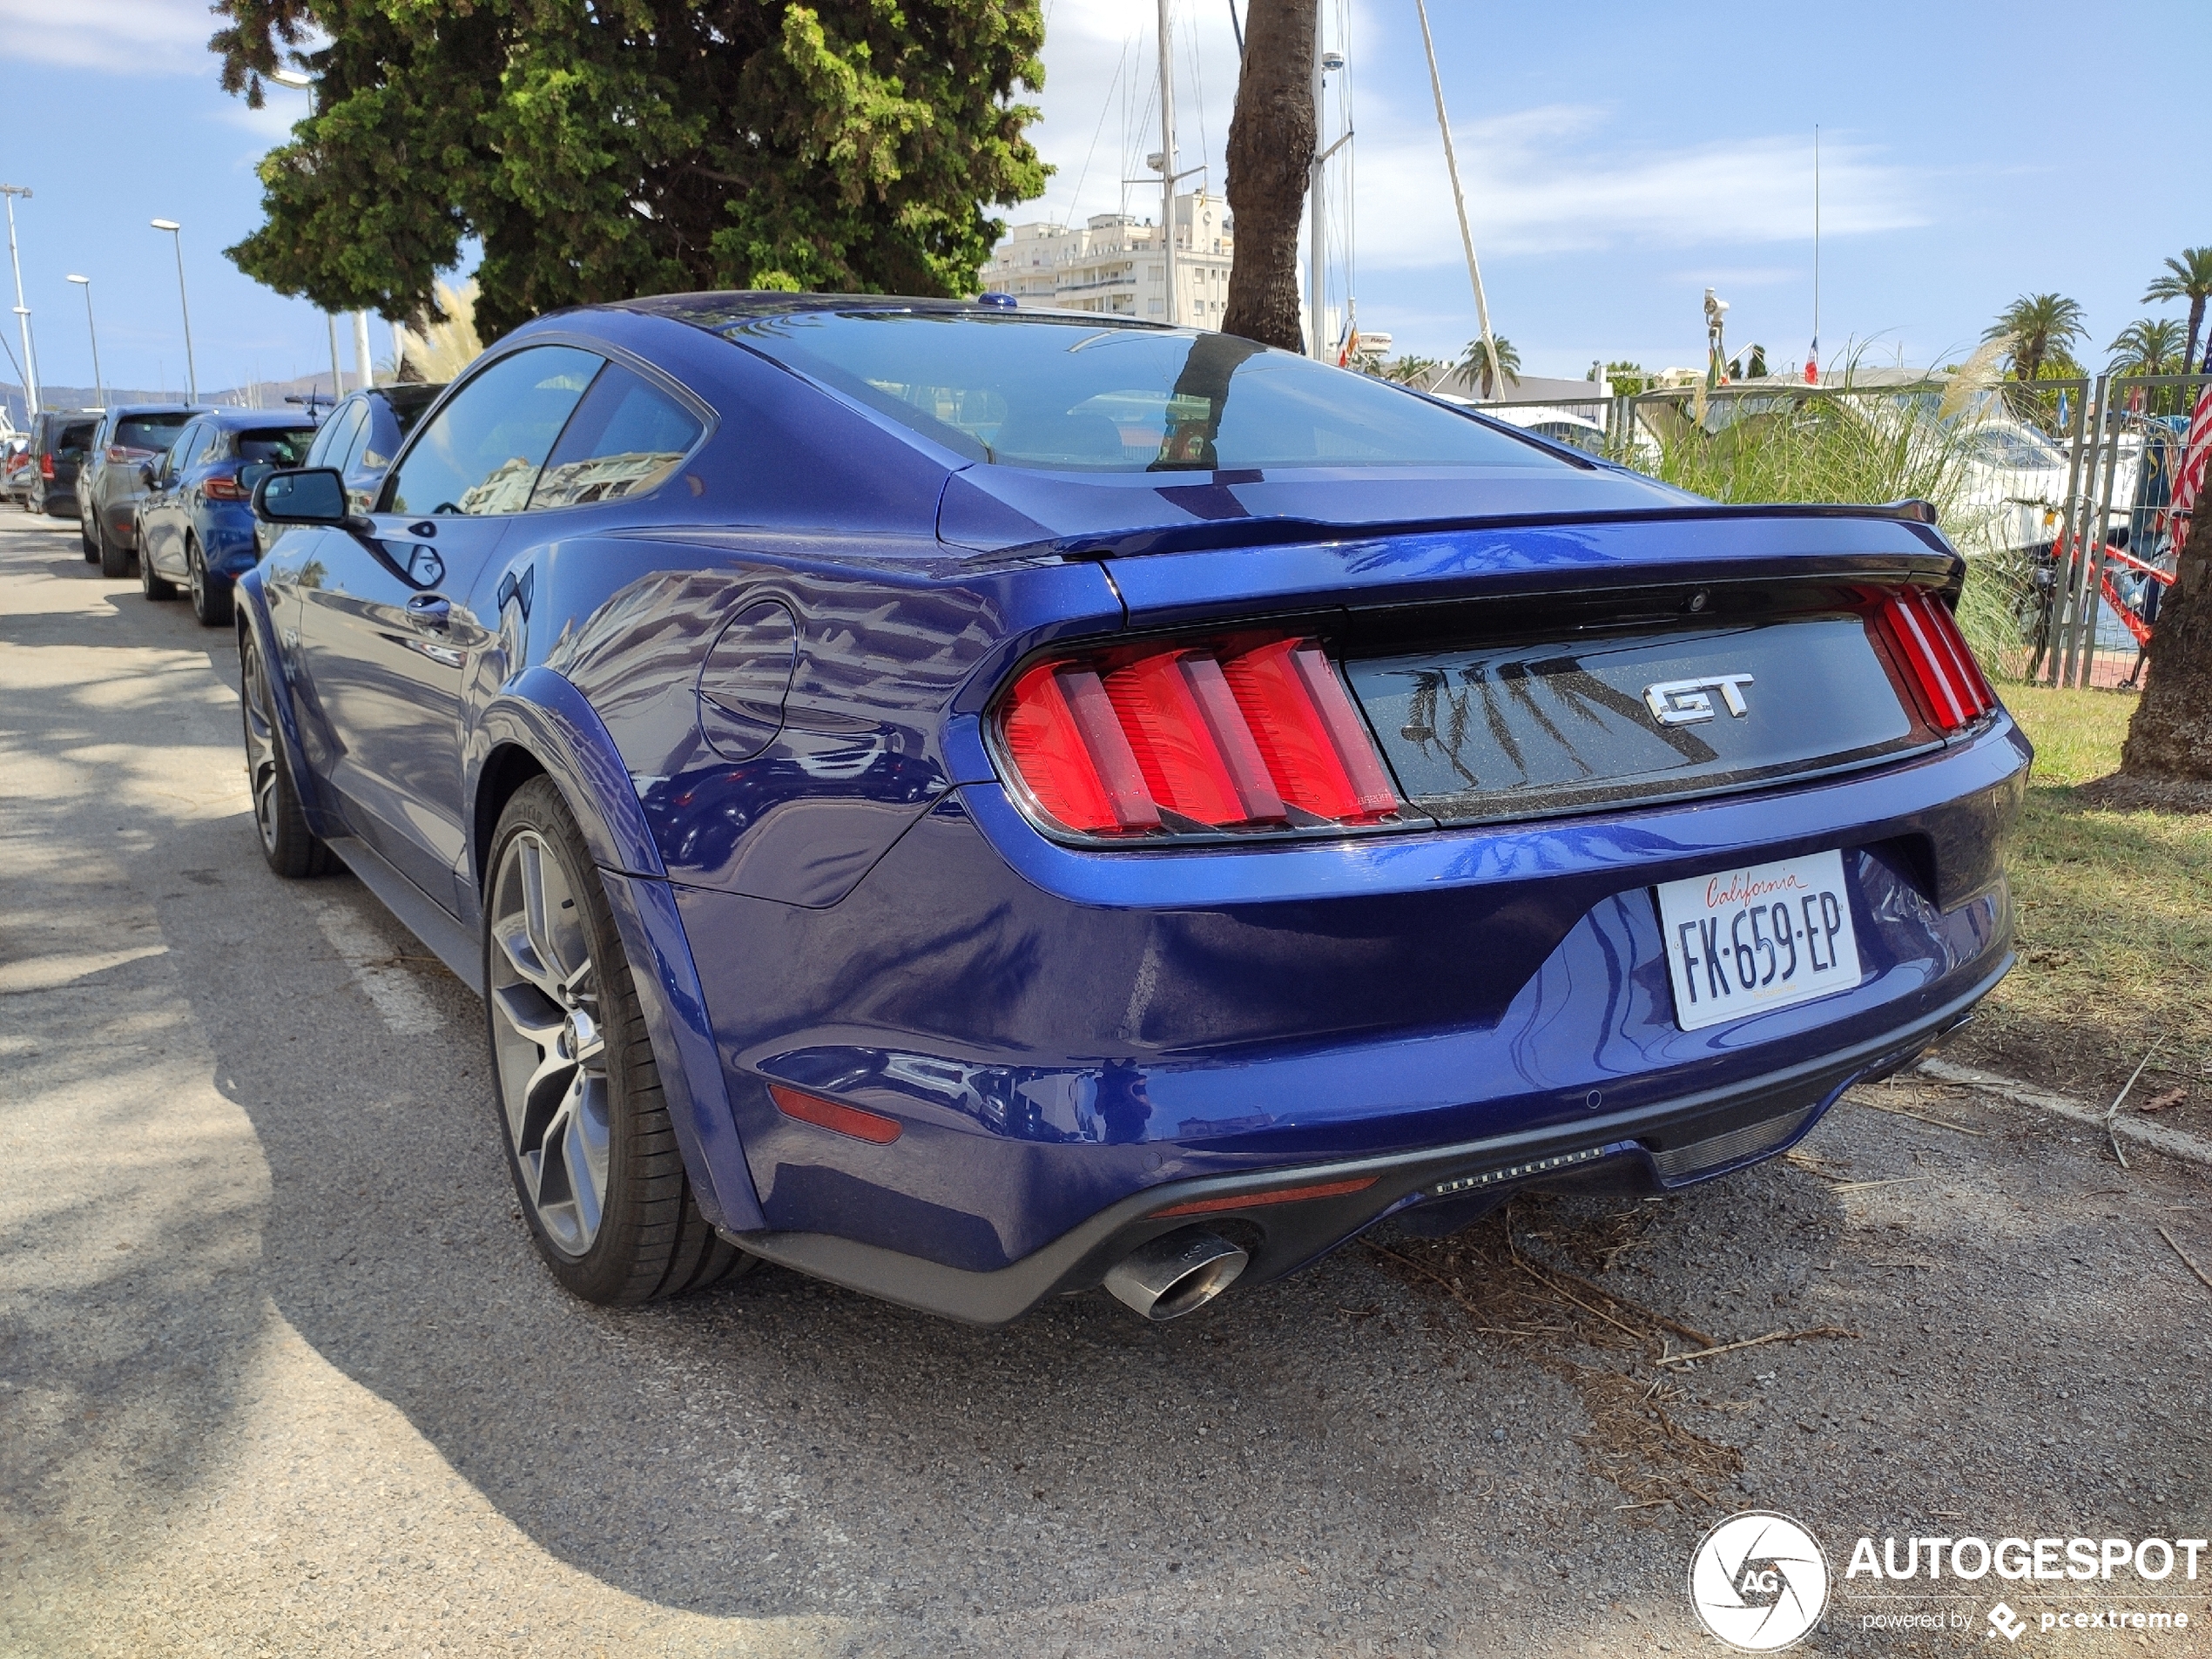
<box><xmin>211</xmin><ymin>0</ymin><xmax>1049</xmax><ymax>341</ymax></box>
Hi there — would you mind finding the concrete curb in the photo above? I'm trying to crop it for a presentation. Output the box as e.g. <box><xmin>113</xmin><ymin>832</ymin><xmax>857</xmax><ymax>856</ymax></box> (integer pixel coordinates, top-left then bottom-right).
<box><xmin>1918</xmin><ymin>1057</ymin><xmax>2212</xmax><ymax>1169</ymax></box>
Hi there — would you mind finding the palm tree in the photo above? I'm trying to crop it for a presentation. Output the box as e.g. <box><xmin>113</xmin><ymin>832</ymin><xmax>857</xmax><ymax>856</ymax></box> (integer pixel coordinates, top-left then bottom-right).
<box><xmin>1460</xmin><ymin>334</ymin><xmax>1521</xmax><ymax>398</ymax></box>
<box><xmin>1221</xmin><ymin>0</ymin><xmax>1317</xmax><ymax>353</ymax></box>
<box><xmin>1983</xmin><ymin>293</ymin><xmax>2087</xmax><ymax>384</ymax></box>
<box><xmin>2107</xmin><ymin>316</ymin><xmax>2186</xmax><ymax>378</ymax></box>
<box><xmin>2142</xmin><ymin>246</ymin><xmax>2212</xmax><ymax>374</ymax></box>
<box><xmin>1379</xmin><ymin>354</ymin><xmax>1441</xmax><ymax>387</ymax></box>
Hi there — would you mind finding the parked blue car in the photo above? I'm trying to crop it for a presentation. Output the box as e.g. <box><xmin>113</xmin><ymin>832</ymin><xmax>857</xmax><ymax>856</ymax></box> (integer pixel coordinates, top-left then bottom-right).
<box><xmin>239</xmin><ymin>296</ymin><xmax>2027</xmax><ymax>1324</ymax></box>
<box><xmin>138</xmin><ymin>408</ymin><xmax>319</xmax><ymax>625</ymax></box>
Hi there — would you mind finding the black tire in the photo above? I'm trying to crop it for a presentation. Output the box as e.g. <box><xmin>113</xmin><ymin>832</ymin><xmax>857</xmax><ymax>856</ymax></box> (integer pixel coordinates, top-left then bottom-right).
<box><xmin>98</xmin><ymin>514</ymin><xmax>132</xmax><ymax>578</ymax></box>
<box><xmin>141</xmin><ymin>536</ymin><xmax>178</xmax><ymax>601</ymax></box>
<box><xmin>484</xmin><ymin>776</ymin><xmax>746</xmax><ymax>1305</ymax></box>
<box><xmin>80</xmin><ymin>510</ymin><xmax>98</xmax><ymax>558</ymax></box>
<box><xmin>239</xmin><ymin>629</ymin><xmax>334</xmax><ymax>879</ymax></box>
<box><xmin>187</xmin><ymin>538</ymin><xmax>232</xmax><ymax>626</ymax></box>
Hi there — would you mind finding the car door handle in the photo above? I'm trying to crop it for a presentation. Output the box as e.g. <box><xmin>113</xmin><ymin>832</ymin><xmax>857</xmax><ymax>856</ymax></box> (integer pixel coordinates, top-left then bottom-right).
<box><xmin>405</xmin><ymin>592</ymin><xmax>453</xmax><ymax>629</ymax></box>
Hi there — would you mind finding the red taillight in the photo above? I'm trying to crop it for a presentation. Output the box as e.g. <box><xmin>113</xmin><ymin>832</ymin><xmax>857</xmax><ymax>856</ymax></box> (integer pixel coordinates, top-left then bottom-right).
<box><xmin>997</xmin><ymin>634</ymin><xmax>1403</xmax><ymax>840</ymax></box>
<box><xmin>203</xmin><ymin>472</ymin><xmax>246</xmax><ymax>501</ymax></box>
<box><xmin>1218</xmin><ymin>639</ymin><xmax>1400</xmax><ymax>822</ymax></box>
<box><xmin>40</xmin><ymin>455</ymin><xmax>54</xmax><ymax>478</ymax></box>
<box><xmin>1871</xmin><ymin>587</ymin><xmax>1995</xmax><ymax>732</ymax></box>
<box><xmin>106</xmin><ymin>444</ymin><xmax>153</xmax><ymax>464</ymax></box>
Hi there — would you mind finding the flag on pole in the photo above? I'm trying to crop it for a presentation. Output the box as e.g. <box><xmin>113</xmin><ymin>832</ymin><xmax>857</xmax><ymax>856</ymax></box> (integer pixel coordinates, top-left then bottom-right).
<box><xmin>2171</xmin><ymin>381</ymin><xmax>2212</xmax><ymax>521</ymax></box>
<box><xmin>1804</xmin><ymin>341</ymin><xmax>1818</xmax><ymax>385</ymax></box>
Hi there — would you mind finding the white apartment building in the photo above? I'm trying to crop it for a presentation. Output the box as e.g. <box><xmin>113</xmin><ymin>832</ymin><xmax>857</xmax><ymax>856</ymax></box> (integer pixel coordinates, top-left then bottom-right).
<box><xmin>980</xmin><ymin>191</ymin><xmax>1234</xmax><ymax>327</ymax></box>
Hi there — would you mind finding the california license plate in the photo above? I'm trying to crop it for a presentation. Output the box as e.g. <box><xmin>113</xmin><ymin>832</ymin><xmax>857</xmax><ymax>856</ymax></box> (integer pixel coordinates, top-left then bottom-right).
<box><xmin>1655</xmin><ymin>850</ymin><xmax>1862</xmax><ymax>1031</ymax></box>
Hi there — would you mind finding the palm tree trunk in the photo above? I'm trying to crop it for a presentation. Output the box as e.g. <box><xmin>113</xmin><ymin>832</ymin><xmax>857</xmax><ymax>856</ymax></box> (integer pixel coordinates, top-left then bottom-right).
<box><xmin>2122</xmin><ymin>524</ymin><xmax>2212</xmax><ymax>777</ymax></box>
<box><xmin>1222</xmin><ymin>0</ymin><xmax>1315</xmax><ymax>354</ymax></box>
<box><xmin>2195</xmin><ymin>295</ymin><xmax>2209</xmax><ymax>374</ymax></box>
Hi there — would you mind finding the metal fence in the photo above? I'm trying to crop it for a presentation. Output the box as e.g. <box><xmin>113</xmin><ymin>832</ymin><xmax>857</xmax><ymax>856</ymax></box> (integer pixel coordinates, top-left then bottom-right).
<box><xmin>1467</xmin><ymin>372</ymin><xmax>2211</xmax><ymax>691</ymax></box>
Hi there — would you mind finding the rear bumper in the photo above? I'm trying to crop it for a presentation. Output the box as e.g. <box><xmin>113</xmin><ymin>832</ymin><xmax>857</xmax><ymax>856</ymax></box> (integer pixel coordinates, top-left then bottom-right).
<box><xmin>725</xmin><ymin>961</ymin><xmax>1999</xmax><ymax>1324</ymax></box>
<box><xmin>100</xmin><ymin>498</ymin><xmax>138</xmax><ymax>545</ymax></box>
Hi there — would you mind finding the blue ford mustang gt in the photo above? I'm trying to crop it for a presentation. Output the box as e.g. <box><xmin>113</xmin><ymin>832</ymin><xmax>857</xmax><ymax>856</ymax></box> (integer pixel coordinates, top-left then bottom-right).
<box><xmin>239</xmin><ymin>295</ymin><xmax>2026</xmax><ymax>1323</ymax></box>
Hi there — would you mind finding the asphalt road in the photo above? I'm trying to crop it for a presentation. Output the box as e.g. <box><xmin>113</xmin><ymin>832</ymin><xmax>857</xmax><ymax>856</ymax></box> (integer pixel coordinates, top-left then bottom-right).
<box><xmin>3</xmin><ymin>507</ymin><xmax>2209</xmax><ymax>1656</ymax></box>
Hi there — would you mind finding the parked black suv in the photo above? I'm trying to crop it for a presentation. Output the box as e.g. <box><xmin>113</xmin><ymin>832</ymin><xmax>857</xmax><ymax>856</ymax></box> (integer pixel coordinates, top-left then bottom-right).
<box><xmin>26</xmin><ymin>410</ymin><xmax>103</xmax><ymax>518</ymax></box>
<box><xmin>78</xmin><ymin>405</ymin><xmax>202</xmax><ymax>575</ymax></box>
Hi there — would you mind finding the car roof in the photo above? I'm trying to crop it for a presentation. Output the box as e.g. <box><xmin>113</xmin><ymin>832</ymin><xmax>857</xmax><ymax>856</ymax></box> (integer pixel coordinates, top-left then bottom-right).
<box><xmin>610</xmin><ymin>290</ymin><xmax>1163</xmax><ymax>332</ymax></box>
<box><xmin>106</xmin><ymin>404</ymin><xmax>207</xmax><ymax>419</ymax></box>
<box><xmin>198</xmin><ymin>407</ymin><xmax>321</xmax><ymax>427</ymax></box>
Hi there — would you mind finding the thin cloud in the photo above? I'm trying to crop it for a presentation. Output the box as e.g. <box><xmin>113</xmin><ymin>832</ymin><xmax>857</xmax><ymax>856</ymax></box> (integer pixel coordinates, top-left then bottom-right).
<box><xmin>1353</xmin><ymin>106</ymin><xmax>1927</xmax><ymax>267</ymax></box>
<box><xmin>0</xmin><ymin>0</ymin><xmax>212</xmax><ymax>72</ymax></box>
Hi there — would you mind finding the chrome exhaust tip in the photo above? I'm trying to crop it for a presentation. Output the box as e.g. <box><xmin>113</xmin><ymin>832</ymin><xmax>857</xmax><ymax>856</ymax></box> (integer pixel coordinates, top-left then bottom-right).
<box><xmin>1103</xmin><ymin>1228</ymin><xmax>1249</xmax><ymax>1321</ymax></box>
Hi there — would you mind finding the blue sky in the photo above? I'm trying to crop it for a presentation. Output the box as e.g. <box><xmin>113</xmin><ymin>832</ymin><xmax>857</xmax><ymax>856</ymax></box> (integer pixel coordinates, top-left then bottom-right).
<box><xmin>0</xmin><ymin>0</ymin><xmax>2204</xmax><ymax>401</ymax></box>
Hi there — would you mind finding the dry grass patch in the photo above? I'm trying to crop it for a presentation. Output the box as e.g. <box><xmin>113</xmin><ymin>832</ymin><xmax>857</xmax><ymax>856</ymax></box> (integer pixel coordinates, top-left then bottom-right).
<box><xmin>1368</xmin><ymin>1199</ymin><xmax>1746</xmax><ymax>1516</ymax></box>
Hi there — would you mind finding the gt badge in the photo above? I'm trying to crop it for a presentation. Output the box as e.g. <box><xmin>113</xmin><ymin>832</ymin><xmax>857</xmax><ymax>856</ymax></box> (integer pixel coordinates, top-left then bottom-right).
<box><xmin>1643</xmin><ymin>673</ymin><xmax>1755</xmax><ymax>727</ymax></box>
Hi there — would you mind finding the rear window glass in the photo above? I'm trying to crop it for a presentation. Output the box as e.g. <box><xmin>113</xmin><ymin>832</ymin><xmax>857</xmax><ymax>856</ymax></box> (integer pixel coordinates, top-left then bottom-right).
<box><xmin>117</xmin><ymin>415</ymin><xmax>192</xmax><ymax>452</ymax></box>
<box><xmin>722</xmin><ymin>312</ymin><xmax>1563</xmax><ymax>473</ymax></box>
<box><xmin>236</xmin><ymin>427</ymin><xmax>317</xmax><ymax>466</ymax></box>
<box><xmin>57</xmin><ymin>422</ymin><xmax>98</xmax><ymax>452</ymax></box>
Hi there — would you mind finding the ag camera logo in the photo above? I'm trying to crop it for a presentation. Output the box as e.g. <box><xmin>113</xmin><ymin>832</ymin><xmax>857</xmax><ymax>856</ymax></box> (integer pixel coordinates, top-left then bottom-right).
<box><xmin>1689</xmin><ymin>1511</ymin><xmax>1831</xmax><ymax>1651</ymax></box>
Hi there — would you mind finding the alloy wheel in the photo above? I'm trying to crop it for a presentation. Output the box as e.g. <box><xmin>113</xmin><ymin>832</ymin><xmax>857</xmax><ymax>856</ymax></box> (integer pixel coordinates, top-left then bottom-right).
<box><xmin>487</xmin><ymin>830</ymin><xmax>612</xmax><ymax>1258</ymax></box>
<box><xmin>239</xmin><ymin>639</ymin><xmax>282</xmax><ymax>856</ymax></box>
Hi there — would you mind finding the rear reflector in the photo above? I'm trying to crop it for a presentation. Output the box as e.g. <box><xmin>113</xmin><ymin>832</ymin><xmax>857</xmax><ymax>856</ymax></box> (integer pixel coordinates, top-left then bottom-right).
<box><xmin>997</xmin><ymin>633</ymin><xmax>1402</xmax><ymax>840</ymax></box>
<box><xmin>769</xmin><ymin>1083</ymin><xmax>902</xmax><ymax>1144</ymax></box>
<box><xmin>1151</xmin><ymin>1175</ymin><xmax>1380</xmax><ymax>1219</ymax></box>
<box><xmin>1871</xmin><ymin>588</ymin><xmax>1995</xmax><ymax>732</ymax></box>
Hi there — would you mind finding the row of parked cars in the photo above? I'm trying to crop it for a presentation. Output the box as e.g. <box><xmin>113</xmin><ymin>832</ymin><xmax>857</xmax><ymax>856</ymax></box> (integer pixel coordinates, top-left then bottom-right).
<box><xmin>4</xmin><ymin>384</ymin><xmax>444</xmax><ymax>623</ymax></box>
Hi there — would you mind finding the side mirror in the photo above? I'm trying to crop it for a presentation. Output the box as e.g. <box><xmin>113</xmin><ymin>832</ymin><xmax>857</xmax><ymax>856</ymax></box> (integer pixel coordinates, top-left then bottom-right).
<box><xmin>253</xmin><ymin>467</ymin><xmax>361</xmax><ymax>528</ymax></box>
<box><xmin>238</xmin><ymin>462</ymin><xmax>273</xmax><ymax>496</ymax></box>
<box><xmin>138</xmin><ymin>459</ymin><xmax>158</xmax><ymax>487</ymax></box>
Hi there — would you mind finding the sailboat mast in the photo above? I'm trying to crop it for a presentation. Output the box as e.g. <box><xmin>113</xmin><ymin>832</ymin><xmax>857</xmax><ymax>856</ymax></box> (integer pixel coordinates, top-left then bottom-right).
<box><xmin>1158</xmin><ymin>0</ymin><xmax>1178</xmax><ymax>327</ymax></box>
<box><xmin>1413</xmin><ymin>0</ymin><xmax>1499</xmax><ymax>395</ymax></box>
<box><xmin>1812</xmin><ymin>125</ymin><xmax>1821</xmax><ymax>380</ymax></box>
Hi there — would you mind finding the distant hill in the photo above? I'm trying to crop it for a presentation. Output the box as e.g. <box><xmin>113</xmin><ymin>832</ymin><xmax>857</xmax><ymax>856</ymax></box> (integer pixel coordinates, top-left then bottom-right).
<box><xmin>2</xmin><ymin>372</ymin><xmax>360</xmax><ymax>431</ymax></box>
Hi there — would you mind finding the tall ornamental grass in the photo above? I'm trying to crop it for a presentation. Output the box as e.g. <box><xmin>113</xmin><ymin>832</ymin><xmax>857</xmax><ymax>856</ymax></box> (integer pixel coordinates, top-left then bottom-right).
<box><xmin>1630</xmin><ymin>346</ymin><xmax>2029</xmax><ymax>678</ymax></box>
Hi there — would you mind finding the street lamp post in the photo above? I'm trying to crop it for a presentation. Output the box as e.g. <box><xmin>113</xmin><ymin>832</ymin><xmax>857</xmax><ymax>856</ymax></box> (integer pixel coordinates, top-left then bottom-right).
<box><xmin>149</xmin><ymin>219</ymin><xmax>199</xmax><ymax>404</ymax></box>
<box><xmin>66</xmin><ymin>275</ymin><xmax>104</xmax><ymax>408</ymax></box>
<box><xmin>2</xmin><ymin>184</ymin><xmax>40</xmax><ymax>416</ymax></box>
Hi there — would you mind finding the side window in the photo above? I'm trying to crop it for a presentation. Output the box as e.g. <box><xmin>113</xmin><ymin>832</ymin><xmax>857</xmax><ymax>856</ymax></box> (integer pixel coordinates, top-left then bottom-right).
<box><xmin>385</xmin><ymin>346</ymin><xmax>601</xmax><ymax>517</ymax></box>
<box><xmin>167</xmin><ymin>423</ymin><xmax>209</xmax><ymax>475</ymax></box>
<box><xmin>356</xmin><ymin>401</ymin><xmax>403</xmax><ymax>471</ymax></box>
<box><xmin>527</xmin><ymin>363</ymin><xmax>705</xmax><ymax>510</ymax></box>
<box><xmin>306</xmin><ymin>401</ymin><xmax>364</xmax><ymax>469</ymax></box>
<box><xmin>334</xmin><ymin>414</ymin><xmax>372</xmax><ymax>478</ymax></box>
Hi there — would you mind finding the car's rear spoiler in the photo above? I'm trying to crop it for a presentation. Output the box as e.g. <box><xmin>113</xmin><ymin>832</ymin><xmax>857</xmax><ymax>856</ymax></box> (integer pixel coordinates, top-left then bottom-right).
<box><xmin>961</xmin><ymin>497</ymin><xmax>1946</xmax><ymax>567</ymax></box>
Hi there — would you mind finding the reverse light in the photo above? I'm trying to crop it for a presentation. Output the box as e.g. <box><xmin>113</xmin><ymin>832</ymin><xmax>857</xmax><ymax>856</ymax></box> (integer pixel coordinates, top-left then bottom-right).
<box><xmin>1871</xmin><ymin>587</ymin><xmax>1995</xmax><ymax>732</ymax></box>
<box><xmin>997</xmin><ymin>633</ymin><xmax>1404</xmax><ymax>840</ymax></box>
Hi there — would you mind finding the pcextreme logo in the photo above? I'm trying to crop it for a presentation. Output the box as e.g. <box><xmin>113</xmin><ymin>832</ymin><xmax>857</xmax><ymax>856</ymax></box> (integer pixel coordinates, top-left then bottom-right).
<box><xmin>1688</xmin><ymin>1511</ymin><xmax>1831</xmax><ymax>1651</ymax></box>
